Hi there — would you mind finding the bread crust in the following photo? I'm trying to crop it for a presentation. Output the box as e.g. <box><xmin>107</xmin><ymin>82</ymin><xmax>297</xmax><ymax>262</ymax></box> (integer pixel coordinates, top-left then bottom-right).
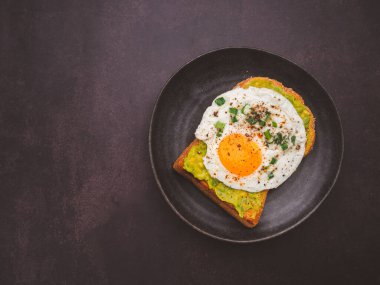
<box><xmin>173</xmin><ymin>77</ymin><xmax>315</xmax><ymax>228</ymax></box>
<box><xmin>173</xmin><ymin>139</ymin><xmax>268</xmax><ymax>228</ymax></box>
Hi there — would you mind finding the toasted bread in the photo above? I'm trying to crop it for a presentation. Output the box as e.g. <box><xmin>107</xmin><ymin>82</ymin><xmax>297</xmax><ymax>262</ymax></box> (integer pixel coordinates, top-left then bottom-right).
<box><xmin>173</xmin><ymin>77</ymin><xmax>315</xmax><ymax>228</ymax></box>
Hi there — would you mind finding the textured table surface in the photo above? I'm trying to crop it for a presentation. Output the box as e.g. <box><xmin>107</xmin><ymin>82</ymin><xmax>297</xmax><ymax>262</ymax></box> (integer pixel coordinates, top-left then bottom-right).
<box><xmin>1</xmin><ymin>1</ymin><xmax>379</xmax><ymax>284</ymax></box>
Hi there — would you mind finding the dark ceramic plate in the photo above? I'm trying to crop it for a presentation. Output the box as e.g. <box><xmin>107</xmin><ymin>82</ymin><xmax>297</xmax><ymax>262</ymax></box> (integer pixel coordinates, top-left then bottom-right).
<box><xmin>149</xmin><ymin>48</ymin><xmax>343</xmax><ymax>243</ymax></box>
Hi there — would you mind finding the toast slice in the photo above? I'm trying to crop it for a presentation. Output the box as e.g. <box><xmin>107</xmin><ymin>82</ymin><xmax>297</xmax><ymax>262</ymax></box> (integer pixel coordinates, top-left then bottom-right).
<box><xmin>173</xmin><ymin>77</ymin><xmax>315</xmax><ymax>228</ymax></box>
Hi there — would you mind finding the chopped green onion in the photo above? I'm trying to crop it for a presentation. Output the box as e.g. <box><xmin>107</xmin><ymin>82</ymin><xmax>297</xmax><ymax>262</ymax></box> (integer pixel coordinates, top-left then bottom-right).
<box><xmin>291</xmin><ymin>135</ymin><xmax>296</xmax><ymax>145</ymax></box>
<box><xmin>270</xmin><ymin>157</ymin><xmax>277</xmax><ymax>164</ymax></box>
<box><xmin>215</xmin><ymin>121</ymin><xmax>225</xmax><ymax>137</ymax></box>
<box><xmin>215</xmin><ymin>97</ymin><xmax>225</xmax><ymax>106</ymax></box>
<box><xmin>273</xmin><ymin>133</ymin><xmax>283</xmax><ymax>145</ymax></box>
<box><xmin>246</xmin><ymin>117</ymin><xmax>257</xmax><ymax>125</ymax></box>
<box><xmin>229</xmin><ymin>107</ymin><xmax>238</xmax><ymax>115</ymax></box>
<box><xmin>231</xmin><ymin>116</ymin><xmax>238</xmax><ymax>123</ymax></box>
<box><xmin>215</xmin><ymin>121</ymin><xmax>225</xmax><ymax>130</ymax></box>
<box><xmin>264</xmin><ymin>130</ymin><xmax>272</xmax><ymax>140</ymax></box>
<box><xmin>259</xmin><ymin>120</ymin><xmax>266</xmax><ymax>127</ymax></box>
<box><xmin>268</xmin><ymin>172</ymin><xmax>274</xmax><ymax>179</ymax></box>
<box><xmin>264</xmin><ymin>111</ymin><xmax>271</xmax><ymax>122</ymax></box>
<box><xmin>272</xmin><ymin>121</ymin><xmax>278</xmax><ymax>127</ymax></box>
<box><xmin>281</xmin><ymin>143</ymin><xmax>288</xmax><ymax>150</ymax></box>
<box><xmin>242</xmin><ymin>104</ymin><xmax>250</xmax><ymax>114</ymax></box>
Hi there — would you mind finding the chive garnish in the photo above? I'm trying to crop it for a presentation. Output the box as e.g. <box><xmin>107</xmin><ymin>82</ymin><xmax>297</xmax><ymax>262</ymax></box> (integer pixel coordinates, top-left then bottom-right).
<box><xmin>264</xmin><ymin>111</ymin><xmax>271</xmax><ymax>122</ymax></box>
<box><xmin>242</xmin><ymin>104</ymin><xmax>249</xmax><ymax>114</ymax></box>
<box><xmin>281</xmin><ymin>143</ymin><xmax>288</xmax><ymax>150</ymax></box>
<box><xmin>264</xmin><ymin>130</ymin><xmax>271</xmax><ymax>140</ymax></box>
<box><xmin>229</xmin><ymin>107</ymin><xmax>238</xmax><ymax>115</ymax></box>
<box><xmin>215</xmin><ymin>121</ymin><xmax>225</xmax><ymax>137</ymax></box>
<box><xmin>246</xmin><ymin>117</ymin><xmax>257</xmax><ymax>125</ymax></box>
<box><xmin>272</xmin><ymin>121</ymin><xmax>278</xmax><ymax>127</ymax></box>
<box><xmin>259</xmin><ymin>120</ymin><xmax>266</xmax><ymax>127</ymax></box>
<box><xmin>291</xmin><ymin>135</ymin><xmax>296</xmax><ymax>145</ymax></box>
<box><xmin>273</xmin><ymin>133</ymin><xmax>284</xmax><ymax>145</ymax></box>
<box><xmin>231</xmin><ymin>116</ymin><xmax>238</xmax><ymax>123</ymax></box>
<box><xmin>270</xmin><ymin>157</ymin><xmax>277</xmax><ymax>164</ymax></box>
<box><xmin>215</xmin><ymin>97</ymin><xmax>225</xmax><ymax>106</ymax></box>
<box><xmin>268</xmin><ymin>172</ymin><xmax>274</xmax><ymax>179</ymax></box>
<box><xmin>215</xmin><ymin>121</ymin><xmax>225</xmax><ymax>129</ymax></box>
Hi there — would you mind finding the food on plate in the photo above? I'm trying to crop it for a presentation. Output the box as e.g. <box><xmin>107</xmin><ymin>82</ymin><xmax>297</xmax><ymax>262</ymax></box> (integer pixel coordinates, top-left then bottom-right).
<box><xmin>173</xmin><ymin>77</ymin><xmax>315</xmax><ymax>227</ymax></box>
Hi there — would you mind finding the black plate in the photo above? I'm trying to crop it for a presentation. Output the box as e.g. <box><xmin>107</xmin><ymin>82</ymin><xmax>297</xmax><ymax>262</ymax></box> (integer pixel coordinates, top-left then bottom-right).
<box><xmin>149</xmin><ymin>48</ymin><xmax>343</xmax><ymax>243</ymax></box>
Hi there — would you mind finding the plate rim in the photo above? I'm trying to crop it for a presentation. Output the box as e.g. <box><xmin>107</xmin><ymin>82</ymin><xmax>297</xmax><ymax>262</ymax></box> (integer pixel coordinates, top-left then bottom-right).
<box><xmin>149</xmin><ymin>47</ymin><xmax>344</xmax><ymax>243</ymax></box>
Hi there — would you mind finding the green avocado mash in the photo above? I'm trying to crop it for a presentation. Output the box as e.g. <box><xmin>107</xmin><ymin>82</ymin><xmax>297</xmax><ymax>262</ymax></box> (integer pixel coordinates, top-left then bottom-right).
<box><xmin>184</xmin><ymin>141</ymin><xmax>264</xmax><ymax>217</ymax></box>
<box><xmin>183</xmin><ymin>78</ymin><xmax>312</xmax><ymax>217</ymax></box>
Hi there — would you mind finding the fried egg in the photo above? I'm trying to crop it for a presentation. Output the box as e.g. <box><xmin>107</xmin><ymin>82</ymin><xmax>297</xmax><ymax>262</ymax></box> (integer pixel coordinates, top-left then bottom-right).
<box><xmin>195</xmin><ymin>87</ymin><xmax>307</xmax><ymax>192</ymax></box>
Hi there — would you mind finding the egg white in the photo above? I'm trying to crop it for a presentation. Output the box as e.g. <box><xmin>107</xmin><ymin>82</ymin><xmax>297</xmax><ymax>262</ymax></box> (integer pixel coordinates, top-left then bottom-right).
<box><xmin>195</xmin><ymin>87</ymin><xmax>307</xmax><ymax>192</ymax></box>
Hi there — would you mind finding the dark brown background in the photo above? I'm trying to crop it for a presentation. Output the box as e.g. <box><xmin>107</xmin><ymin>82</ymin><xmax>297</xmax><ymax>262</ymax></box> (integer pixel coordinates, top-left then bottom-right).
<box><xmin>1</xmin><ymin>0</ymin><xmax>379</xmax><ymax>284</ymax></box>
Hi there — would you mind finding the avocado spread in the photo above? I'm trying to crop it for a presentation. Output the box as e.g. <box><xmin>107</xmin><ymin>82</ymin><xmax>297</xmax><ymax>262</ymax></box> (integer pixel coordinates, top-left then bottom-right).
<box><xmin>183</xmin><ymin>78</ymin><xmax>312</xmax><ymax>217</ymax></box>
<box><xmin>184</xmin><ymin>141</ymin><xmax>264</xmax><ymax>217</ymax></box>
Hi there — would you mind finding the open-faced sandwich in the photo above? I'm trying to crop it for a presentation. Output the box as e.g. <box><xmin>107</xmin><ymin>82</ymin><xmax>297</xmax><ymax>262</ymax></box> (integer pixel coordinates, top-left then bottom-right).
<box><xmin>173</xmin><ymin>77</ymin><xmax>315</xmax><ymax>228</ymax></box>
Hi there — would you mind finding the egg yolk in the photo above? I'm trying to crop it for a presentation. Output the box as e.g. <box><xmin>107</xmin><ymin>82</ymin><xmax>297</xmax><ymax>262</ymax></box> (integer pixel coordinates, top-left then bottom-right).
<box><xmin>218</xmin><ymin>133</ymin><xmax>262</xmax><ymax>177</ymax></box>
